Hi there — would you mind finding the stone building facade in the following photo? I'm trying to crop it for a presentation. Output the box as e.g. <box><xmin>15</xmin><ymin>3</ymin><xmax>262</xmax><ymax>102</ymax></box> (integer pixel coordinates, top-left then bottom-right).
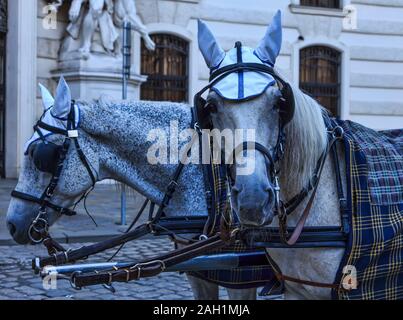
<box><xmin>1</xmin><ymin>0</ymin><xmax>402</xmax><ymax>178</ymax></box>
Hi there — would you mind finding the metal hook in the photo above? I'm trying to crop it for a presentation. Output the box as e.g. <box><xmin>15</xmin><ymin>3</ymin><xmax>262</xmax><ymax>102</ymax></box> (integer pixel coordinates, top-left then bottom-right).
<box><xmin>102</xmin><ymin>284</ymin><xmax>116</xmax><ymax>293</ymax></box>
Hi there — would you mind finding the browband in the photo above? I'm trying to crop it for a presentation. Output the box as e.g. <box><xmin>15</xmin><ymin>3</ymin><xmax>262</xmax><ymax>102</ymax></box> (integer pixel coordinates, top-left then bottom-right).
<box><xmin>209</xmin><ymin>63</ymin><xmax>287</xmax><ymax>88</ymax></box>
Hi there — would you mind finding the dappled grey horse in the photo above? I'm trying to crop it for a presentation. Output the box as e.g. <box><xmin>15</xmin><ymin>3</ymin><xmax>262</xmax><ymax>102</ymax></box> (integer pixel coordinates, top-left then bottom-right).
<box><xmin>198</xmin><ymin>10</ymin><xmax>346</xmax><ymax>299</ymax></box>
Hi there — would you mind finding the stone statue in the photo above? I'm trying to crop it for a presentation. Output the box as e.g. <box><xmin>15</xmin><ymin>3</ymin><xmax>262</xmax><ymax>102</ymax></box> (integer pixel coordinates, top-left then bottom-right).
<box><xmin>114</xmin><ymin>0</ymin><xmax>155</xmax><ymax>51</ymax></box>
<box><xmin>68</xmin><ymin>0</ymin><xmax>118</xmax><ymax>58</ymax></box>
<box><xmin>58</xmin><ymin>0</ymin><xmax>155</xmax><ymax>61</ymax></box>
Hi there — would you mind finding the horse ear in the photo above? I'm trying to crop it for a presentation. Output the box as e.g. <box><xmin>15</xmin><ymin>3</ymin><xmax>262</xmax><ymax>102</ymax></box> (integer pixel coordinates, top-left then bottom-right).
<box><xmin>53</xmin><ymin>76</ymin><xmax>72</xmax><ymax>117</ymax></box>
<box><xmin>39</xmin><ymin>83</ymin><xmax>54</xmax><ymax>110</ymax></box>
<box><xmin>198</xmin><ymin>19</ymin><xmax>225</xmax><ymax>69</ymax></box>
<box><xmin>255</xmin><ymin>10</ymin><xmax>282</xmax><ymax>66</ymax></box>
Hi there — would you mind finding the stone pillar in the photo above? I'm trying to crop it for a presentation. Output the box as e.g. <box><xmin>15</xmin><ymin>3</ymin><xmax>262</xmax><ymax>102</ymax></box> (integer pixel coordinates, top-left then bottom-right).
<box><xmin>52</xmin><ymin>54</ymin><xmax>147</xmax><ymax>101</ymax></box>
<box><xmin>5</xmin><ymin>0</ymin><xmax>37</xmax><ymax>178</ymax></box>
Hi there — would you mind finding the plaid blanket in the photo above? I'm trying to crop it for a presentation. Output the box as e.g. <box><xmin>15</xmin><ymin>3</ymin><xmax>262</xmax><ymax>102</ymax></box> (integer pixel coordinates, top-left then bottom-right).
<box><xmin>333</xmin><ymin>120</ymin><xmax>403</xmax><ymax>300</ymax></box>
<box><xmin>188</xmin><ymin>242</ymin><xmax>279</xmax><ymax>290</ymax></box>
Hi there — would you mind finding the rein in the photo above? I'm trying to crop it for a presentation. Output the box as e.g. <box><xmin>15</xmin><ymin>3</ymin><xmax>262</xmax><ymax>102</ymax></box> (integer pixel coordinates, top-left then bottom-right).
<box><xmin>70</xmin><ymin>230</ymin><xmax>238</xmax><ymax>289</ymax></box>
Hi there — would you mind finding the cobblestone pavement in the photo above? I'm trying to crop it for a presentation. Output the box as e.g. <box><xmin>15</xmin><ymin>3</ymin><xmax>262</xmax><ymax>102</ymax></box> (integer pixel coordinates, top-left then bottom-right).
<box><xmin>0</xmin><ymin>238</ymin><xmax>207</xmax><ymax>300</ymax></box>
<box><xmin>0</xmin><ymin>237</ymin><xmax>282</xmax><ymax>300</ymax></box>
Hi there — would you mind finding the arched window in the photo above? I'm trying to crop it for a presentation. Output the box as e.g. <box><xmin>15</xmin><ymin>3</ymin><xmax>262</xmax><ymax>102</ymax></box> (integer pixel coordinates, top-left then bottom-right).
<box><xmin>141</xmin><ymin>34</ymin><xmax>189</xmax><ymax>102</ymax></box>
<box><xmin>300</xmin><ymin>0</ymin><xmax>340</xmax><ymax>8</ymax></box>
<box><xmin>299</xmin><ymin>46</ymin><xmax>341</xmax><ymax>116</ymax></box>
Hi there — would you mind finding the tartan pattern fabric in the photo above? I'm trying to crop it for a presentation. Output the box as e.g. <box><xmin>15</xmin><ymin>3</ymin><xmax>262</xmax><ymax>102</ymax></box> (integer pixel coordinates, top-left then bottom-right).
<box><xmin>334</xmin><ymin>120</ymin><xmax>403</xmax><ymax>300</ymax></box>
<box><xmin>188</xmin><ymin>242</ymin><xmax>277</xmax><ymax>289</ymax></box>
<box><xmin>212</xmin><ymin>163</ymin><xmax>231</xmax><ymax>226</ymax></box>
<box><xmin>341</xmin><ymin>121</ymin><xmax>403</xmax><ymax>205</ymax></box>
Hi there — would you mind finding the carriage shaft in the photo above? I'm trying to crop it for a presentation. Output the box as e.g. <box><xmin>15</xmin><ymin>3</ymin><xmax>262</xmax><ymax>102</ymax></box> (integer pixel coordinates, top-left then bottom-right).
<box><xmin>41</xmin><ymin>251</ymin><xmax>268</xmax><ymax>278</ymax></box>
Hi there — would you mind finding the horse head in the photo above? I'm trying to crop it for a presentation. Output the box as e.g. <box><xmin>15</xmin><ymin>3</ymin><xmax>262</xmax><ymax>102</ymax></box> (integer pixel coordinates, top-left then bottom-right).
<box><xmin>6</xmin><ymin>77</ymin><xmax>97</xmax><ymax>244</ymax></box>
<box><xmin>197</xmin><ymin>10</ymin><xmax>295</xmax><ymax>227</ymax></box>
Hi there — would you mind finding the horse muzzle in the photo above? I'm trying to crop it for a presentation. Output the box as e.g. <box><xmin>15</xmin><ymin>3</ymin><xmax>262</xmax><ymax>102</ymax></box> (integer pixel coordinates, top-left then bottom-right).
<box><xmin>232</xmin><ymin>182</ymin><xmax>276</xmax><ymax>227</ymax></box>
<box><xmin>6</xmin><ymin>217</ymin><xmax>31</xmax><ymax>245</ymax></box>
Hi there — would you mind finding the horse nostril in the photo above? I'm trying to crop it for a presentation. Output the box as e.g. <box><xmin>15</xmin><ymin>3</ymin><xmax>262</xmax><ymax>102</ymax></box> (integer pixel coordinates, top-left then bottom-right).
<box><xmin>8</xmin><ymin>222</ymin><xmax>16</xmax><ymax>236</ymax></box>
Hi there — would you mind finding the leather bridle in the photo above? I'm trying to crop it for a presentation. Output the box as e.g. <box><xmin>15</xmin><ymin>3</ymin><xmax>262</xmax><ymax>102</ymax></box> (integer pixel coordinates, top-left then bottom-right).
<box><xmin>11</xmin><ymin>102</ymin><xmax>96</xmax><ymax>250</ymax></box>
<box><xmin>193</xmin><ymin>60</ymin><xmax>293</xmax><ymax>224</ymax></box>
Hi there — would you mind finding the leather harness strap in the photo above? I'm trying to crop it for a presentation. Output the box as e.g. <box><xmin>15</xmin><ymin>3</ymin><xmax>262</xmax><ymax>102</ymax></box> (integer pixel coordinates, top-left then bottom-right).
<box><xmin>264</xmin><ymin>246</ymin><xmax>345</xmax><ymax>292</ymax></box>
<box><xmin>278</xmin><ymin>130</ymin><xmax>343</xmax><ymax>246</ymax></box>
<box><xmin>276</xmin><ymin>274</ymin><xmax>342</xmax><ymax>290</ymax></box>
<box><xmin>260</xmin><ymin>128</ymin><xmax>349</xmax><ymax>292</ymax></box>
<box><xmin>71</xmin><ymin>231</ymin><xmax>237</xmax><ymax>288</ymax></box>
<box><xmin>10</xmin><ymin>190</ymin><xmax>76</xmax><ymax>216</ymax></box>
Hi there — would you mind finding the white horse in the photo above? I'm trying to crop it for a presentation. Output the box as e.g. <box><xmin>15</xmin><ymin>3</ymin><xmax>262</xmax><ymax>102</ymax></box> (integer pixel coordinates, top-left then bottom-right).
<box><xmin>198</xmin><ymin>10</ymin><xmax>346</xmax><ymax>299</ymax></box>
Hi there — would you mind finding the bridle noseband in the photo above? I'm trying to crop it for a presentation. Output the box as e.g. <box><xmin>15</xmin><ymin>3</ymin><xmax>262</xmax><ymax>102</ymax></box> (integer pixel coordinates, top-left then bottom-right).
<box><xmin>11</xmin><ymin>101</ymin><xmax>96</xmax><ymax>246</ymax></box>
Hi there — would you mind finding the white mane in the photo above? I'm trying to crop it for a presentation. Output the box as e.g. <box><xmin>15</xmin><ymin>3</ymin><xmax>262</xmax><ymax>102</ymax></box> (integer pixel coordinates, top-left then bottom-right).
<box><xmin>279</xmin><ymin>80</ymin><xmax>328</xmax><ymax>198</ymax></box>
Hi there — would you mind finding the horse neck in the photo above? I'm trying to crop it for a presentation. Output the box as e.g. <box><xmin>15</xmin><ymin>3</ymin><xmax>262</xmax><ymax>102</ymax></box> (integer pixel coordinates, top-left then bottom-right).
<box><xmin>279</xmin><ymin>89</ymin><xmax>328</xmax><ymax>199</ymax></box>
<box><xmin>78</xmin><ymin>99</ymin><xmax>208</xmax><ymax>217</ymax></box>
<box><xmin>278</xmin><ymin>89</ymin><xmax>343</xmax><ymax>227</ymax></box>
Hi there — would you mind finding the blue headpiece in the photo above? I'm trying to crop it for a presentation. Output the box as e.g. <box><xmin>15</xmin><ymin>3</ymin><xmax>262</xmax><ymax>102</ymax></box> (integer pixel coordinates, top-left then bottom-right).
<box><xmin>198</xmin><ymin>10</ymin><xmax>282</xmax><ymax>101</ymax></box>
